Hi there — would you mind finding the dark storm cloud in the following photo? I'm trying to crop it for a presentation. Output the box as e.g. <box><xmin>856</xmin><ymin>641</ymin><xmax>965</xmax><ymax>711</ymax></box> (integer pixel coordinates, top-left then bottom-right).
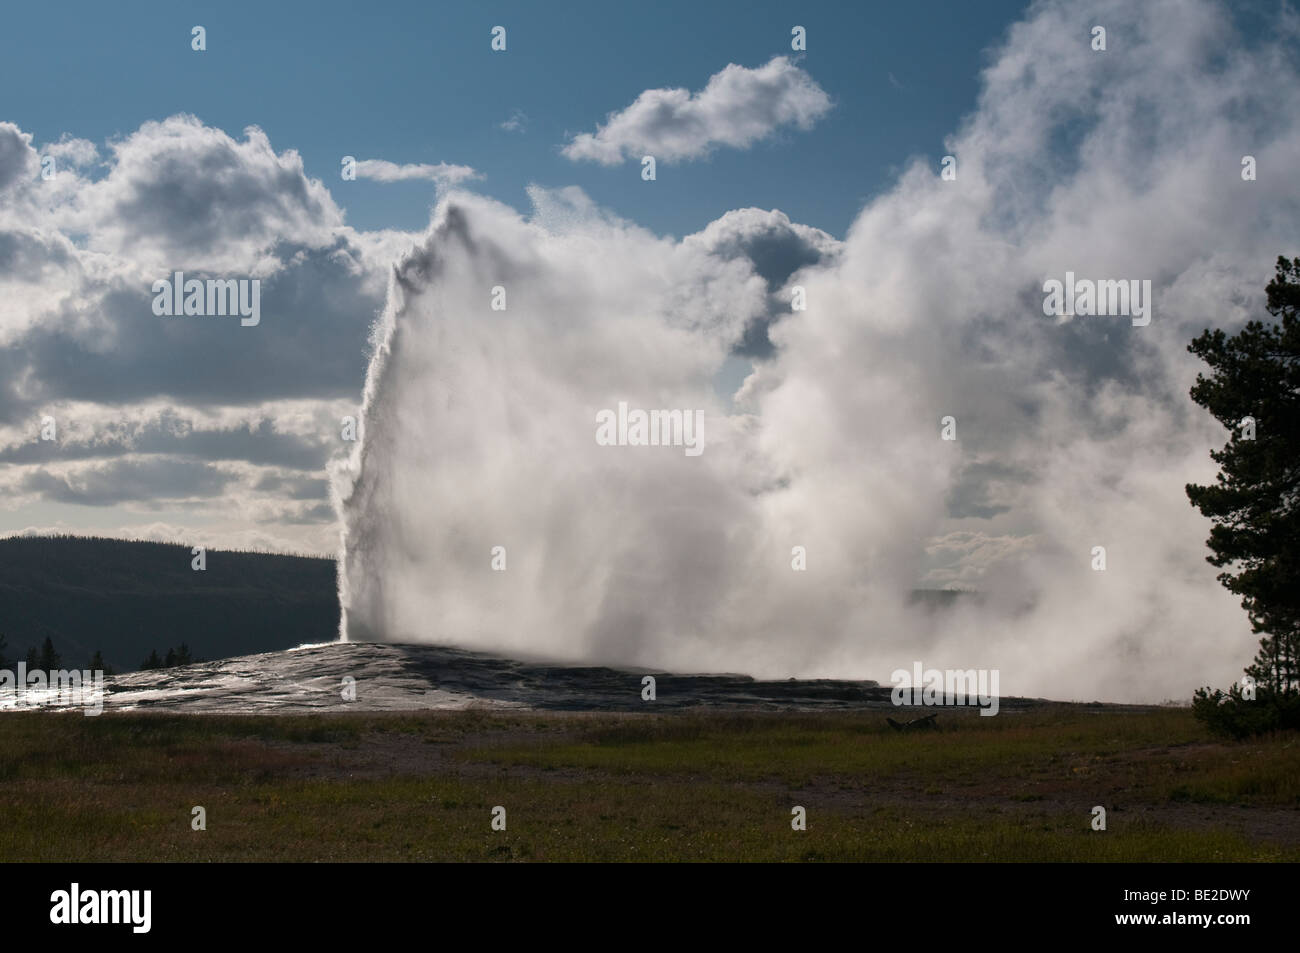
<box><xmin>0</xmin><ymin>238</ymin><xmax>380</xmax><ymax>419</ymax></box>
<box><xmin>20</xmin><ymin>457</ymin><xmax>235</xmax><ymax>506</ymax></box>
<box><xmin>253</xmin><ymin>472</ymin><xmax>329</xmax><ymax>500</ymax></box>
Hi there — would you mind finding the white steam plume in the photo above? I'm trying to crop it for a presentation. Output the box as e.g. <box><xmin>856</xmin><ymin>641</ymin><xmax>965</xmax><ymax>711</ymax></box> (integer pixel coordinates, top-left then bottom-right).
<box><xmin>335</xmin><ymin>0</ymin><xmax>1300</xmax><ymax>702</ymax></box>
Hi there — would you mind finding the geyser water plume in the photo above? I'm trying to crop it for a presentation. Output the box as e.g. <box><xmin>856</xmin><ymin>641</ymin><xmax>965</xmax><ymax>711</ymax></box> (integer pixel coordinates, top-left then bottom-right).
<box><xmin>335</xmin><ymin>0</ymin><xmax>1300</xmax><ymax>702</ymax></box>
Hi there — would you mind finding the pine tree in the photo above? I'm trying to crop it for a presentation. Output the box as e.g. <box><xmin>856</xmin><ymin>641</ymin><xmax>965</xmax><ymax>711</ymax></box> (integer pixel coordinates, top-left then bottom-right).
<box><xmin>38</xmin><ymin>637</ymin><xmax>61</xmax><ymax>672</ymax></box>
<box><xmin>88</xmin><ymin>649</ymin><xmax>115</xmax><ymax>677</ymax></box>
<box><xmin>1187</xmin><ymin>256</ymin><xmax>1300</xmax><ymax>695</ymax></box>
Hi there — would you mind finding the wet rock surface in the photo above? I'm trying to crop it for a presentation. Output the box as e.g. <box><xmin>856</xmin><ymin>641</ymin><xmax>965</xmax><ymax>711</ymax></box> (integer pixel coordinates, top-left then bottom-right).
<box><xmin>2</xmin><ymin>641</ymin><xmax>1050</xmax><ymax>714</ymax></box>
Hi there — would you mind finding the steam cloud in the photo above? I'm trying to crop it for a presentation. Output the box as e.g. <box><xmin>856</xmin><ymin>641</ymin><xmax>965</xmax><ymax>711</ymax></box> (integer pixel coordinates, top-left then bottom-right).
<box><xmin>336</xmin><ymin>0</ymin><xmax>1300</xmax><ymax>702</ymax></box>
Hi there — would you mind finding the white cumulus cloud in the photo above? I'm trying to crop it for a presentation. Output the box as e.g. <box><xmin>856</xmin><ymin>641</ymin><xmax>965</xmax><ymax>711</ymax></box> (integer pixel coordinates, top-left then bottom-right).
<box><xmin>353</xmin><ymin>158</ymin><xmax>480</xmax><ymax>187</ymax></box>
<box><xmin>562</xmin><ymin>56</ymin><xmax>832</xmax><ymax>165</ymax></box>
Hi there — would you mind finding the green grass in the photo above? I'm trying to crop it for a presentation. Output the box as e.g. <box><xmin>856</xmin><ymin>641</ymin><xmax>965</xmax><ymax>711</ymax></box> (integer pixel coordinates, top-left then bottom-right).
<box><xmin>0</xmin><ymin>707</ymin><xmax>1296</xmax><ymax>861</ymax></box>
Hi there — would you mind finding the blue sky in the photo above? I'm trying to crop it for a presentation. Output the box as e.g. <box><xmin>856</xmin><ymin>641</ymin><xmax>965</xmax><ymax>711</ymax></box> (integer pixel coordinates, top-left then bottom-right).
<box><xmin>4</xmin><ymin>0</ymin><xmax>1031</xmax><ymax>238</ymax></box>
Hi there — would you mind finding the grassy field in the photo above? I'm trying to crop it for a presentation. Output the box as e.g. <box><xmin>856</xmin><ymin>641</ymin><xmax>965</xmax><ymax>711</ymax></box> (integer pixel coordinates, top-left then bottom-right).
<box><xmin>1</xmin><ymin>706</ymin><xmax>1297</xmax><ymax>861</ymax></box>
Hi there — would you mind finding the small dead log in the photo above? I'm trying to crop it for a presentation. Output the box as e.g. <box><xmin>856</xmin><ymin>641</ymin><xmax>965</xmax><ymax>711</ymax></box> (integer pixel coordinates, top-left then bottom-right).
<box><xmin>886</xmin><ymin>713</ymin><xmax>939</xmax><ymax>732</ymax></box>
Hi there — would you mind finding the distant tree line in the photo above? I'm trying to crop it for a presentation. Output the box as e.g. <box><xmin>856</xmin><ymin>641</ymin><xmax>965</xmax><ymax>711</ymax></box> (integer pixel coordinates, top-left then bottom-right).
<box><xmin>0</xmin><ymin>631</ymin><xmax>201</xmax><ymax>675</ymax></box>
<box><xmin>138</xmin><ymin>644</ymin><xmax>196</xmax><ymax>670</ymax></box>
<box><xmin>0</xmin><ymin>633</ymin><xmax>116</xmax><ymax>676</ymax></box>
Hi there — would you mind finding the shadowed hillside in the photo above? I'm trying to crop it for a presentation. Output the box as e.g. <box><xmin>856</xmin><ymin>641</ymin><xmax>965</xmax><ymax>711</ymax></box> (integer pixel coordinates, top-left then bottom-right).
<box><xmin>0</xmin><ymin>535</ymin><xmax>338</xmax><ymax>672</ymax></box>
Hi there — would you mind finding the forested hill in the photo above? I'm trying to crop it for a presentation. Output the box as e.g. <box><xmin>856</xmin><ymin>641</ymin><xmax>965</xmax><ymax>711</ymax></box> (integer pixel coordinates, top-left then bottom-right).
<box><xmin>0</xmin><ymin>535</ymin><xmax>338</xmax><ymax>673</ymax></box>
